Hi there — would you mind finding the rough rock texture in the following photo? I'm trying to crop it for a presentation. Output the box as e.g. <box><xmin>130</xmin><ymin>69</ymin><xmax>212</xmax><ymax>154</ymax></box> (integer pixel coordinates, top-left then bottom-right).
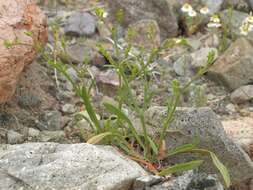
<box><xmin>108</xmin><ymin>0</ymin><xmax>178</xmax><ymax>39</ymax></box>
<box><xmin>0</xmin><ymin>0</ymin><xmax>48</xmax><ymax>103</ymax></box>
<box><xmin>208</xmin><ymin>38</ymin><xmax>253</xmax><ymax>91</ymax></box>
<box><xmin>221</xmin><ymin>10</ymin><xmax>253</xmax><ymax>42</ymax></box>
<box><xmin>0</xmin><ymin>143</ymin><xmax>147</xmax><ymax>190</ymax></box>
<box><xmin>128</xmin><ymin>19</ymin><xmax>161</xmax><ymax>50</ymax></box>
<box><xmin>64</xmin><ymin>12</ymin><xmax>97</xmax><ymax>37</ymax></box>
<box><xmin>140</xmin><ymin>106</ymin><xmax>253</xmax><ymax>184</ymax></box>
<box><xmin>231</xmin><ymin>85</ymin><xmax>253</xmax><ymax>104</ymax></box>
<box><xmin>222</xmin><ymin>117</ymin><xmax>253</xmax><ymax>157</ymax></box>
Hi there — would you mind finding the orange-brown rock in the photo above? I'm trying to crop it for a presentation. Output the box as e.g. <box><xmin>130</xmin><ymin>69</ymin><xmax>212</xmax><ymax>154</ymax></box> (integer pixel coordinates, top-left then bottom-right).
<box><xmin>0</xmin><ymin>0</ymin><xmax>47</xmax><ymax>103</ymax></box>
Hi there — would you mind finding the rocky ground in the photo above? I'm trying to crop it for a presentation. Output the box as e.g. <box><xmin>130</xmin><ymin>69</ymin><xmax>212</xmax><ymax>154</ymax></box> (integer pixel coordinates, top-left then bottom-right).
<box><xmin>0</xmin><ymin>0</ymin><xmax>253</xmax><ymax>190</ymax></box>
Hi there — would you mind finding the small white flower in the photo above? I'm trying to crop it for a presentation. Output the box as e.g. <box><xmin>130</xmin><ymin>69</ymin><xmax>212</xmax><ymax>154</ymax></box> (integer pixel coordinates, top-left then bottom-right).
<box><xmin>174</xmin><ymin>38</ymin><xmax>182</xmax><ymax>44</ymax></box>
<box><xmin>240</xmin><ymin>26</ymin><xmax>248</xmax><ymax>35</ymax></box>
<box><xmin>188</xmin><ymin>9</ymin><xmax>197</xmax><ymax>17</ymax></box>
<box><xmin>207</xmin><ymin>22</ymin><xmax>222</xmax><ymax>28</ymax></box>
<box><xmin>245</xmin><ymin>12</ymin><xmax>253</xmax><ymax>23</ymax></box>
<box><xmin>210</xmin><ymin>15</ymin><xmax>221</xmax><ymax>23</ymax></box>
<box><xmin>181</xmin><ymin>3</ymin><xmax>193</xmax><ymax>13</ymax></box>
<box><xmin>103</xmin><ymin>11</ymin><xmax>108</xmax><ymax>18</ymax></box>
<box><xmin>240</xmin><ymin>22</ymin><xmax>251</xmax><ymax>35</ymax></box>
<box><xmin>200</xmin><ymin>6</ymin><xmax>210</xmax><ymax>15</ymax></box>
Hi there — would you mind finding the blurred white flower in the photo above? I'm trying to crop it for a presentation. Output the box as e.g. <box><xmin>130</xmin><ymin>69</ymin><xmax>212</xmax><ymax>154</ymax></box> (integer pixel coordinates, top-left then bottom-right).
<box><xmin>240</xmin><ymin>25</ymin><xmax>249</xmax><ymax>35</ymax></box>
<box><xmin>174</xmin><ymin>38</ymin><xmax>182</xmax><ymax>44</ymax></box>
<box><xmin>245</xmin><ymin>12</ymin><xmax>253</xmax><ymax>23</ymax></box>
<box><xmin>239</xmin><ymin>21</ymin><xmax>252</xmax><ymax>35</ymax></box>
<box><xmin>207</xmin><ymin>15</ymin><xmax>222</xmax><ymax>28</ymax></box>
<box><xmin>103</xmin><ymin>11</ymin><xmax>108</xmax><ymax>18</ymax></box>
<box><xmin>207</xmin><ymin>22</ymin><xmax>222</xmax><ymax>28</ymax></box>
<box><xmin>181</xmin><ymin>3</ymin><xmax>193</xmax><ymax>13</ymax></box>
<box><xmin>188</xmin><ymin>9</ymin><xmax>197</xmax><ymax>17</ymax></box>
<box><xmin>200</xmin><ymin>6</ymin><xmax>210</xmax><ymax>15</ymax></box>
<box><xmin>210</xmin><ymin>15</ymin><xmax>221</xmax><ymax>23</ymax></box>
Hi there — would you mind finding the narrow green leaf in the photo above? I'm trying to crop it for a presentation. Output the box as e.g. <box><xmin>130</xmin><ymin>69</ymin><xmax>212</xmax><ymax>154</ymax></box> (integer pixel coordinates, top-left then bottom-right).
<box><xmin>210</xmin><ymin>152</ymin><xmax>231</xmax><ymax>188</ymax></box>
<box><xmin>147</xmin><ymin>136</ymin><xmax>159</xmax><ymax>155</ymax></box>
<box><xmin>191</xmin><ymin>149</ymin><xmax>231</xmax><ymax>188</ymax></box>
<box><xmin>87</xmin><ymin>132</ymin><xmax>112</xmax><ymax>144</ymax></box>
<box><xmin>168</xmin><ymin>144</ymin><xmax>197</xmax><ymax>156</ymax></box>
<box><xmin>79</xmin><ymin>87</ymin><xmax>101</xmax><ymax>132</ymax></box>
<box><xmin>158</xmin><ymin>160</ymin><xmax>203</xmax><ymax>176</ymax></box>
<box><xmin>103</xmin><ymin>103</ymin><xmax>145</xmax><ymax>149</ymax></box>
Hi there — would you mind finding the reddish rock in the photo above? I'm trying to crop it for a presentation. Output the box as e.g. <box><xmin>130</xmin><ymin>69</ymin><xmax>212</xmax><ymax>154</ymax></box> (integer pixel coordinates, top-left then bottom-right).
<box><xmin>222</xmin><ymin>117</ymin><xmax>253</xmax><ymax>158</ymax></box>
<box><xmin>0</xmin><ymin>0</ymin><xmax>47</xmax><ymax>103</ymax></box>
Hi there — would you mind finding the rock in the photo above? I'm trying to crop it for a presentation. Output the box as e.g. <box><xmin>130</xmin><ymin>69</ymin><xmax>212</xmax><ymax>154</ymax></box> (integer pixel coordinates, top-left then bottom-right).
<box><xmin>202</xmin><ymin>0</ymin><xmax>224</xmax><ymax>13</ymax></box>
<box><xmin>208</xmin><ymin>38</ymin><xmax>253</xmax><ymax>91</ymax></box>
<box><xmin>61</xmin><ymin>103</ymin><xmax>76</xmax><ymax>114</ymax></box>
<box><xmin>96</xmin><ymin>70</ymin><xmax>120</xmax><ymax>97</ymax></box>
<box><xmin>187</xmin><ymin>173</ymin><xmax>224</xmax><ymax>190</ymax></box>
<box><xmin>65</xmin><ymin>43</ymin><xmax>106</xmax><ymax>66</ymax></box>
<box><xmin>222</xmin><ymin>0</ymin><xmax>249</xmax><ymax>11</ymax></box>
<box><xmin>222</xmin><ymin>117</ymin><xmax>253</xmax><ymax>156</ymax></box>
<box><xmin>7</xmin><ymin>130</ymin><xmax>25</xmax><ymax>144</ymax></box>
<box><xmin>133</xmin><ymin>175</ymin><xmax>163</xmax><ymax>190</ymax></box>
<box><xmin>153</xmin><ymin>172</ymin><xmax>224</xmax><ymax>190</ymax></box>
<box><xmin>17</xmin><ymin>91</ymin><xmax>41</xmax><ymax>109</ymax></box>
<box><xmin>37</xmin><ymin>111</ymin><xmax>62</xmax><ymax>131</ymax></box>
<box><xmin>64</xmin><ymin>12</ymin><xmax>97</xmax><ymax>37</ymax></box>
<box><xmin>191</xmin><ymin>47</ymin><xmax>218</xmax><ymax>68</ymax></box>
<box><xmin>231</xmin><ymin>85</ymin><xmax>253</xmax><ymax>104</ymax></box>
<box><xmin>173</xmin><ymin>54</ymin><xmax>193</xmax><ymax>76</ymax></box>
<box><xmin>220</xmin><ymin>10</ymin><xmax>253</xmax><ymax>42</ymax></box>
<box><xmin>225</xmin><ymin>103</ymin><xmax>236</xmax><ymax>113</ymax></box>
<box><xmin>0</xmin><ymin>0</ymin><xmax>48</xmax><ymax>103</ymax></box>
<box><xmin>151</xmin><ymin>171</ymin><xmax>195</xmax><ymax>190</ymax></box>
<box><xmin>0</xmin><ymin>143</ymin><xmax>147</xmax><ymax>190</ymax></box>
<box><xmin>127</xmin><ymin>19</ymin><xmax>161</xmax><ymax>50</ymax></box>
<box><xmin>141</xmin><ymin>106</ymin><xmax>253</xmax><ymax>184</ymax></box>
<box><xmin>108</xmin><ymin>0</ymin><xmax>178</xmax><ymax>39</ymax></box>
<box><xmin>66</xmin><ymin>67</ymin><xmax>79</xmax><ymax>82</ymax></box>
<box><xmin>28</xmin><ymin>128</ymin><xmax>40</xmax><ymax>139</ymax></box>
<box><xmin>39</xmin><ymin>131</ymin><xmax>66</xmax><ymax>142</ymax></box>
<box><xmin>249</xmin><ymin>0</ymin><xmax>253</xmax><ymax>9</ymax></box>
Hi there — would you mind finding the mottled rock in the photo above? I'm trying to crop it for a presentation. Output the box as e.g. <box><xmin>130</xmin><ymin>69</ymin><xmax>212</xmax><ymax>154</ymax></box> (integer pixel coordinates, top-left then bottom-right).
<box><xmin>38</xmin><ymin>111</ymin><xmax>62</xmax><ymax>131</ymax></box>
<box><xmin>191</xmin><ymin>47</ymin><xmax>218</xmax><ymax>68</ymax></box>
<box><xmin>220</xmin><ymin>10</ymin><xmax>253</xmax><ymax>42</ymax></box>
<box><xmin>222</xmin><ymin>0</ymin><xmax>249</xmax><ymax>11</ymax></box>
<box><xmin>108</xmin><ymin>0</ymin><xmax>178</xmax><ymax>39</ymax></box>
<box><xmin>133</xmin><ymin>175</ymin><xmax>163</xmax><ymax>190</ymax></box>
<box><xmin>128</xmin><ymin>19</ymin><xmax>161</xmax><ymax>50</ymax></box>
<box><xmin>173</xmin><ymin>54</ymin><xmax>193</xmax><ymax>76</ymax></box>
<box><xmin>231</xmin><ymin>85</ymin><xmax>253</xmax><ymax>104</ymax></box>
<box><xmin>141</xmin><ymin>106</ymin><xmax>253</xmax><ymax>184</ymax></box>
<box><xmin>0</xmin><ymin>0</ymin><xmax>47</xmax><ymax>103</ymax></box>
<box><xmin>202</xmin><ymin>0</ymin><xmax>224</xmax><ymax>13</ymax></box>
<box><xmin>96</xmin><ymin>70</ymin><xmax>120</xmax><ymax>97</ymax></box>
<box><xmin>0</xmin><ymin>143</ymin><xmax>147</xmax><ymax>190</ymax></box>
<box><xmin>65</xmin><ymin>43</ymin><xmax>106</xmax><ymax>66</ymax></box>
<box><xmin>7</xmin><ymin>130</ymin><xmax>25</xmax><ymax>144</ymax></box>
<box><xmin>222</xmin><ymin>117</ymin><xmax>253</xmax><ymax>156</ymax></box>
<box><xmin>155</xmin><ymin>172</ymin><xmax>225</xmax><ymax>190</ymax></box>
<box><xmin>208</xmin><ymin>38</ymin><xmax>253</xmax><ymax>91</ymax></box>
<box><xmin>64</xmin><ymin>12</ymin><xmax>97</xmax><ymax>37</ymax></box>
<box><xmin>61</xmin><ymin>103</ymin><xmax>76</xmax><ymax>114</ymax></box>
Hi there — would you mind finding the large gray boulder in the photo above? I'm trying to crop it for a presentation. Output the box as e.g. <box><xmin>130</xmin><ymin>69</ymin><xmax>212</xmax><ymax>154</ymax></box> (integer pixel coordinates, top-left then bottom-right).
<box><xmin>208</xmin><ymin>38</ymin><xmax>253</xmax><ymax>91</ymax></box>
<box><xmin>108</xmin><ymin>0</ymin><xmax>178</xmax><ymax>39</ymax></box>
<box><xmin>140</xmin><ymin>106</ymin><xmax>253</xmax><ymax>184</ymax></box>
<box><xmin>0</xmin><ymin>143</ymin><xmax>147</xmax><ymax>190</ymax></box>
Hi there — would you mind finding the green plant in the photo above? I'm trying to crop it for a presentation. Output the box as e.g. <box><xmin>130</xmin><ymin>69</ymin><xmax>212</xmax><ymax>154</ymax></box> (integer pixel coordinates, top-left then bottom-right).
<box><xmin>15</xmin><ymin>8</ymin><xmax>231</xmax><ymax>188</ymax></box>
